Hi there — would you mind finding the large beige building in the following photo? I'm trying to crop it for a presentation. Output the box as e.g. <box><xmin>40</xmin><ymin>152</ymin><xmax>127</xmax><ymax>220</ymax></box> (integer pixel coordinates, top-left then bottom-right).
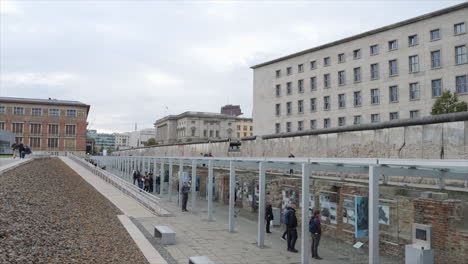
<box><xmin>155</xmin><ymin>111</ymin><xmax>252</xmax><ymax>144</ymax></box>
<box><xmin>252</xmin><ymin>3</ymin><xmax>468</xmax><ymax>136</ymax></box>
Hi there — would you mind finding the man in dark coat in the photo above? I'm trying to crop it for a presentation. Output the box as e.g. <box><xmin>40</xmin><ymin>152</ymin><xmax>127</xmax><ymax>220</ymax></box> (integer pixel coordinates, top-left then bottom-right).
<box><xmin>181</xmin><ymin>181</ymin><xmax>190</xmax><ymax>212</ymax></box>
<box><xmin>309</xmin><ymin>210</ymin><xmax>323</xmax><ymax>260</ymax></box>
<box><xmin>265</xmin><ymin>202</ymin><xmax>274</xmax><ymax>233</ymax></box>
<box><xmin>286</xmin><ymin>203</ymin><xmax>298</xmax><ymax>252</ymax></box>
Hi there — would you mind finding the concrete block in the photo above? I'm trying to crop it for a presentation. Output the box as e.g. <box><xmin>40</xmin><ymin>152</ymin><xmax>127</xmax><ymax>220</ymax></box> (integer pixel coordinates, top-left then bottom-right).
<box><xmin>443</xmin><ymin>121</ymin><xmax>465</xmax><ymax>159</ymax></box>
<box><xmin>420</xmin><ymin>192</ymin><xmax>433</xmax><ymax>199</ymax></box>
<box><xmin>431</xmin><ymin>192</ymin><xmax>448</xmax><ymax>200</ymax></box>
<box><xmin>189</xmin><ymin>256</ymin><xmax>215</xmax><ymax>264</ymax></box>
<box><xmin>154</xmin><ymin>225</ymin><xmax>176</xmax><ymax>245</ymax></box>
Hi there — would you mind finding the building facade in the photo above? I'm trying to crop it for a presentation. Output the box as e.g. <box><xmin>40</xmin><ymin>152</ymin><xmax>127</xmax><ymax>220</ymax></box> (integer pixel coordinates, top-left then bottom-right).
<box><xmin>155</xmin><ymin>111</ymin><xmax>252</xmax><ymax>144</ymax></box>
<box><xmin>114</xmin><ymin>132</ymin><xmax>130</xmax><ymax>150</ymax></box>
<box><xmin>234</xmin><ymin>119</ymin><xmax>254</xmax><ymax>138</ymax></box>
<box><xmin>87</xmin><ymin>129</ymin><xmax>115</xmax><ymax>152</ymax></box>
<box><xmin>252</xmin><ymin>3</ymin><xmax>468</xmax><ymax>136</ymax></box>
<box><xmin>221</xmin><ymin>104</ymin><xmax>243</xmax><ymax>116</ymax></box>
<box><xmin>0</xmin><ymin>97</ymin><xmax>90</xmax><ymax>155</ymax></box>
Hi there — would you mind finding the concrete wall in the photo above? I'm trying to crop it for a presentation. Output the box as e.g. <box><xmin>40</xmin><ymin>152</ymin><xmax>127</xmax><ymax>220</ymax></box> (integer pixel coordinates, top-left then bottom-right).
<box><xmin>115</xmin><ymin>120</ymin><xmax>468</xmax><ymax>159</ymax></box>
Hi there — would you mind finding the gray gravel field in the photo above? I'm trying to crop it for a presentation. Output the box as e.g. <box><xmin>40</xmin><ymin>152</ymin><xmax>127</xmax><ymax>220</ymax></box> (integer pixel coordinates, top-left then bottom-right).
<box><xmin>0</xmin><ymin>158</ymin><xmax>148</xmax><ymax>264</ymax></box>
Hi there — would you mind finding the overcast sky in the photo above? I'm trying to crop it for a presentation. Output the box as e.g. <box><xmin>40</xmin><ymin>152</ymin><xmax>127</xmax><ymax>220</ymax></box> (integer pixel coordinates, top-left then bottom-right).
<box><xmin>1</xmin><ymin>0</ymin><xmax>465</xmax><ymax>133</ymax></box>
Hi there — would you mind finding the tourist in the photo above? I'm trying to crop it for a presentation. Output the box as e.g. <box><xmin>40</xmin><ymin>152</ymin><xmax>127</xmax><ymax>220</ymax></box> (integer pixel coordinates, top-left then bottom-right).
<box><xmin>132</xmin><ymin>170</ymin><xmax>139</xmax><ymax>185</ymax></box>
<box><xmin>138</xmin><ymin>174</ymin><xmax>144</xmax><ymax>190</ymax></box>
<box><xmin>286</xmin><ymin>203</ymin><xmax>298</xmax><ymax>253</ymax></box>
<box><xmin>265</xmin><ymin>202</ymin><xmax>274</xmax><ymax>233</ymax></box>
<box><xmin>281</xmin><ymin>205</ymin><xmax>289</xmax><ymax>241</ymax></box>
<box><xmin>288</xmin><ymin>153</ymin><xmax>295</xmax><ymax>174</ymax></box>
<box><xmin>144</xmin><ymin>173</ymin><xmax>150</xmax><ymax>192</ymax></box>
<box><xmin>309</xmin><ymin>210</ymin><xmax>322</xmax><ymax>260</ymax></box>
<box><xmin>18</xmin><ymin>142</ymin><xmax>26</xmax><ymax>159</ymax></box>
<box><xmin>181</xmin><ymin>181</ymin><xmax>190</xmax><ymax>212</ymax></box>
<box><xmin>148</xmin><ymin>173</ymin><xmax>154</xmax><ymax>192</ymax></box>
<box><xmin>155</xmin><ymin>174</ymin><xmax>161</xmax><ymax>193</ymax></box>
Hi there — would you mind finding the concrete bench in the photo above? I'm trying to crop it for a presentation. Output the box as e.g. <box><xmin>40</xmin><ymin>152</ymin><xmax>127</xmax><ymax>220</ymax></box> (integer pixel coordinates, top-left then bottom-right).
<box><xmin>154</xmin><ymin>225</ymin><xmax>176</xmax><ymax>245</ymax></box>
<box><xmin>189</xmin><ymin>256</ymin><xmax>215</xmax><ymax>264</ymax></box>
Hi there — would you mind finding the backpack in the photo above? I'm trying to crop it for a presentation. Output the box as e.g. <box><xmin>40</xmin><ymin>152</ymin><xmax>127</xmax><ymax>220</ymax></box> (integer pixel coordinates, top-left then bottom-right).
<box><xmin>309</xmin><ymin>217</ymin><xmax>318</xmax><ymax>233</ymax></box>
<box><xmin>283</xmin><ymin>209</ymin><xmax>290</xmax><ymax>225</ymax></box>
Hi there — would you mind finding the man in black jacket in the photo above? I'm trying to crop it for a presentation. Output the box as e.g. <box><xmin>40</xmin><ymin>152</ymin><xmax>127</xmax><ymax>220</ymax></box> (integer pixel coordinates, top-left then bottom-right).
<box><xmin>286</xmin><ymin>203</ymin><xmax>298</xmax><ymax>252</ymax></box>
<box><xmin>265</xmin><ymin>202</ymin><xmax>274</xmax><ymax>233</ymax></box>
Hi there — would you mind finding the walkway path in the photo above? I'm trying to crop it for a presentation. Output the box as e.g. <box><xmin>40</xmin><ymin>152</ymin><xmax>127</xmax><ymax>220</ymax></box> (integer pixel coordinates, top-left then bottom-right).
<box><xmin>0</xmin><ymin>158</ymin><xmax>30</xmax><ymax>173</ymax></box>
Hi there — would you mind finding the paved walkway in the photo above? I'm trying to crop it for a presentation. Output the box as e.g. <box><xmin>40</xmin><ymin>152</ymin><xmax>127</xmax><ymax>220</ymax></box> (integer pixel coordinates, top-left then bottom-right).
<box><xmin>0</xmin><ymin>158</ymin><xmax>30</xmax><ymax>173</ymax></box>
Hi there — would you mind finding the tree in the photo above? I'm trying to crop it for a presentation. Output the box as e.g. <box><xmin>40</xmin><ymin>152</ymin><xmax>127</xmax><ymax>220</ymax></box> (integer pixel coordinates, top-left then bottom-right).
<box><xmin>145</xmin><ymin>138</ymin><xmax>158</xmax><ymax>146</ymax></box>
<box><xmin>99</xmin><ymin>146</ymin><xmax>104</xmax><ymax>153</ymax></box>
<box><xmin>431</xmin><ymin>90</ymin><xmax>468</xmax><ymax>115</ymax></box>
<box><xmin>186</xmin><ymin>138</ymin><xmax>192</xmax><ymax>142</ymax></box>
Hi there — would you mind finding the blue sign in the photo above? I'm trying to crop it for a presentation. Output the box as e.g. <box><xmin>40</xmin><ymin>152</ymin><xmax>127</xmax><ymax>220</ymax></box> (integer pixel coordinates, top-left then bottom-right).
<box><xmin>355</xmin><ymin>196</ymin><xmax>369</xmax><ymax>238</ymax></box>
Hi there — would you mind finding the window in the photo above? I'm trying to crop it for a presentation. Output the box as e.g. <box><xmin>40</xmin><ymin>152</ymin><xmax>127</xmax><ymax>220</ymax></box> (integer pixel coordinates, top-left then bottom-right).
<box><xmin>30</xmin><ymin>137</ymin><xmax>40</xmax><ymax>148</ymax></box>
<box><xmin>338</xmin><ymin>94</ymin><xmax>346</xmax><ymax>108</ymax></box>
<box><xmin>204</xmin><ymin>130</ymin><xmax>207</xmax><ymax>137</ymax></box>
<box><xmin>408</xmin><ymin>35</ymin><xmax>418</xmax><ymax>46</ymax></box>
<box><xmin>371</xmin><ymin>114</ymin><xmax>380</xmax><ymax>123</ymax></box>
<box><xmin>370</xmin><ymin>44</ymin><xmax>379</xmax><ymax>55</ymax></box>
<box><xmin>310</xmin><ymin>120</ymin><xmax>316</xmax><ymax>129</ymax></box>
<box><xmin>310</xmin><ymin>60</ymin><xmax>316</xmax><ymax>69</ymax></box>
<box><xmin>275</xmin><ymin>104</ymin><xmax>281</xmax><ymax>116</ymax></box>
<box><xmin>371</xmin><ymin>88</ymin><xmax>380</xmax><ymax>104</ymax></box>
<box><xmin>298</xmin><ymin>64</ymin><xmax>304</xmax><ymax>73</ymax></box>
<box><xmin>354</xmin><ymin>91</ymin><xmax>362</xmax><ymax>106</ymax></box>
<box><xmin>310</xmin><ymin>98</ymin><xmax>317</xmax><ymax>112</ymax></box>
<box><xmin>47</xmin><ymin>138</ymin><xmax>59</xmax><ymax>148</ymax></box>
<box><xmin>275</xmin><ymin>84</ymin><xmax>281</xmax><ymax>97</ymax></box>
<box><xmin>237</xmin><ymin>125</ymin><xmax>241</xmax><ymax>130</ymax></box>
<box><xmin>389</xmin><ymin>86</ymin><xmax>398</xmax><ymax>102</ymax></box>
<box><xmin>353</xmin><ymin>115</ymin><xmax>361</xmax><ymax>125</ymax></box>
<box><xmin>338</xmin><ymin>117</ymin><xmax>346</xmax><ymax>127</ymax></box>
<box><xmin>431</xmin><ymin>50</ymin><xmax>441</xmax><ymax>68</ymax></box>
<box><xmin>287</xmin><ymin>67</ymin><xmax>292</xmax><ymax>75</ymax></box>
<box><xmin>191</xmin><ymin>129</ymin><xmax>196</xmax><ymax>137</ymax></box>
<box><xmin>389</xmin><ymin>59</ymin><xmax>398</xmax><ymax>76</ymax></box>
<box><xmin>209</xmin><ymin>130</ymin><xmax>213</xmax><ymax>137</ymax></box>
<box><xmin>298</xmin><ymin>79</ymin><xmax>304</xmax><ymax>93</ymax></box>
<box><xmin>216</xmin><ymin>131</ymin><xmax>220</xmax><ymax>138</ymax></box>
<box><xmin>286</xmin><ymin>82</ymin><xmax>292</xmax><ymax>95</ymax></box>
<box><xmin>454</xmin><ymin>23</ymin><xmax>466</xmax><ymax>35</ymax></box>
<box><xmin>237</xmin><ymin>132</ymin><xmax>240</xmax><ymax>138</ymax></box>
<box><xmin>12</xmin><ymin>122</ymin><xmax>23</xmax><ymax>133</ymax></box>
<box><xmin>276</xmin><ymin>70</ymin><xmax>281</xmax><ymax>78</ymax></box>
<box><xmin>49</xmin><ymin>109</ymin><xmax>59</xmax><ymax>117</ymax></box>
<box><xmin>297</xmin><ymin>121</ymin><xmax>303</xmax><ymax>131</ymax></box>
<box><xmin>310</xmin><ymin>77</ymin><xmax>317</xmax><ymax>90</ymax></box>
<box><xmin>353</xmin><ymin>49</ymin><xmax>361</xmax><ymax>59</ymax></box>
<box><xmin>298</xmin><ymin>100</ymin><xmax>304</xmax><ymax>113</ymax></box>
<box><xmin>324</xmin><ymin>74</ymin><xmax>330</xmax><ymax>88</ymax></box>
<box><xmin>66</xmin><ymin>109</ymin><xmax>76</xmax><ymax>117</ymax></box>
<box><xmin>338</xmin><ymin>71</ymin><xmax>345</xmax><ymax>85</ymax></box>
<box><xmin>410</xmin><ymin>110</ymin><xmax>420</xmax><ymax>119</ymax></box>
<box><xmin>455</xmin><ymin>45</ymin><xmax>467</xmax><ymax>64</ymax></box>
<box><xmin>390</xmin><ymin>112</ymin><xmax>399</xmax><ymax>120</ymax></box>
<box><xmin>432</xmin><ymin>79</ymin><xmax>442</xmax><ymax>97</ymax></box>
<box><xmin>409</xmin><ymin>55</ymin><xmax>419</xmax><ymax>73</ymax></box>
<box><xmin>243</xmin><ymin>126</ymin><xmax>247</xmax><ymax>130</ymax></box>
<box><xmin>370</xmin><ymin>63</ymin><xmax>379</xmax><ymax>80</ymax></box>
<box><xmin>0</xmin><ymin>122</ymin><xmax>4</xmax><ymax>130</ymax></box>
<box><xmin>15</xmin><ymin>137</ymin><xmax>23</xmax><ymax>144</ymax></box>
<box><xmin>65</xmin><ymin>124</ymin><xmax>76</xmax><ymax>136</ymax></box>
<box><xmin>32</xmin><ymin>108</ymin><xmax>42</xmax><ymax>116</ymax></box>
<box><xmin>275</xmin><ymin>123</ymin><xmax>281</xmax><ymax>134</ymax></box>
<box><xmin>13</xmin><ymin>107</ymin><xmax>24</xmax><ymax>115</ymax></box>
<box><xmin>250</xmin><ymin>126</ymin><xmax>253</xmax><ymax>131</ymax></box>
<box><xmin>286</xmin><ymin>122</ymin><xmax>291</xmax><ymax>133</ymax></box>
<box><xmin>48</xmin><ymin>124</ymin><xmax>59</xmax><ymax>135</ymax></box>
<box><xmin>323</xmin><ymin>57</ymin><xmax>330</xmax><ymax>66</ymax></box>
<box><xmin>353</xmin><ymin>67</ymin><xmax>361</xmax><ymax>82</ymax></box>
<box><xmin>456</xmin><ymin>75</ymin><xmax>467</xmax><ymax>94</ymax></box>
<box><xmin>286</xmin><ymin>102</ymin><xmax>292</xmax><ymax>115</ymax></box>
<box><xmin>409</xmin><ymin>82</ymin><xmax>420</xmax><ymax>100</ymax></box>
<box><xmin>338</xmin><ymin>53</ymin><xmax>345</xmax><ymax>63</ymax></box>
<box><xmin>388</xmin><ymin>40</ymin><xmax>398</xmax><ymax>50</ymax></box>
<box><xmin>430</xmin><ymin>29</ymin><xmax>440</xmax><ymax>41</ymax></box>
<box><xmin>324</xmin><ymin>96</ymin><xmax>330</xmax><ymax>110</ymax></box>
<box><xmin>30</xmin><ymin>123</ymin><xmax>42</xmax><ymax>135</ymax></box>
<box><xmin>0</xmin><ymin>106</ymin><xmax>4</xmax><ymax>114</ymax></box>
<box><xmin>323</xmin><ymin>118</ymin><xmax>331</xmax><ymax>128</ymax></box>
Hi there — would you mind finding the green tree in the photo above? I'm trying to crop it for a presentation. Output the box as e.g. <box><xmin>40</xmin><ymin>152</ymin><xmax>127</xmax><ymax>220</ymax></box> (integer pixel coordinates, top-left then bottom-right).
<box><xmin>145</xmin><ymin>138</ymin><xmax>158</xmax><ymax>146</ymax></box>
<box><xmin>99</xmin><ymin>146</ymin><xmax>104</xmax><ymax>152</ymax></box>
<box><xmin>431</xmin><ymin>90</ymin><xmax>468</xmax><ymax>115</ymax></box>
<box><xmin>176</xmin><ymin>139</ymin><xmax>182</xmax><ymax>143</ymax></box>
<box><xmin>186</xmin><ymin>138</ymin><xmax>192</xmax><ymax>142</ymax></box>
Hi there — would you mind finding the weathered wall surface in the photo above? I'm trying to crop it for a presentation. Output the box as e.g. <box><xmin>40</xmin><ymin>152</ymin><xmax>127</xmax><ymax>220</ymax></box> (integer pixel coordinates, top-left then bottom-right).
<box><xmin>115</xmin><ymin>121</ymin><xmax>468</xmax><ymax>159</ymax></box>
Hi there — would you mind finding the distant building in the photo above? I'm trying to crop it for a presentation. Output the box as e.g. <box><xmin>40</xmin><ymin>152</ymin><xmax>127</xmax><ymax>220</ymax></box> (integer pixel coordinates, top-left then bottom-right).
<box><xmin>114</xmin><ymin>132</ymin><xmax>130</xmax><ymax>150</ymax></box>
<box><xmin>154</xmin><ymin>111</ymin><xmax>252</xmax><ymax>144</ymax></box>
<box><xmin>0</xmin><ymin>130</ymin><xmax>14</xmax><ymax>155</ymax></box>
<box><xmin>0</xmin><ymin>97</ymin><xmax>90</xmax><ymax>155</ymax></box>
<box><xmin>220</xmin><ymin>104</ymin><xmax>243</xmax><ymax>116</ymax></box>
<box><xmin>235</xmin><ymin>119</ymin><xmax>254</xmax><ymax>138</ymax></box>
<box><xmin>114</xmin><ymin>128</ymin><xmax>155</xmax><ymax>149</ymax></box>
<box><xmin>87</xmin><ymin>129</ymin><xmax>115</xmax><ymax>151</ymax></box>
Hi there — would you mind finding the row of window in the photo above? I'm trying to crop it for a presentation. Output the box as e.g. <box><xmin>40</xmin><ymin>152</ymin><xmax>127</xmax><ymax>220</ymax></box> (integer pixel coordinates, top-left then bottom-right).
<box><xmin>275</xmin><ymin>110</ymin><xmax>420</xmax><ymax>133</ymax></box>
<box><xmin>275</xmin><ymin>76</ymin><xmax>467</xmax><ymax>116</ymax></box>
<box><xmin>275</xmin><ymin>23</ymin><xmax>466</xmax><ymax>78</ymax></box>
<box><xmin>3</xmin><ymin>122</ymin><xmax>77</xmax><ymax>136</ymax></box>
<box><xmin>275</xmin><ymin>46</ymin><xmax>467</xmax><ymax>96</ymax></box>
<box><xmin>0</xmin><ymin>106</ymin><xmax>78</xmax><ymax>118</ymax></box>
<box><xmin>14</xmin><ymin>137</ymin><xmax>60</xmax><ymax>148</ymax></box>
<box><xmin>236</xmin><ymin>125</ymin><xmax>254</xmax><ymax>131</ymax></box>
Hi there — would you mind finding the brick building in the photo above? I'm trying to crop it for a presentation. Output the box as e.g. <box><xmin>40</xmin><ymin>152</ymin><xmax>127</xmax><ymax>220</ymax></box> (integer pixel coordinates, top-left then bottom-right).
<box><xmin>0</xmin><ymin>97</ymin><xmax>90</xmax><ymax>155</ymax></box>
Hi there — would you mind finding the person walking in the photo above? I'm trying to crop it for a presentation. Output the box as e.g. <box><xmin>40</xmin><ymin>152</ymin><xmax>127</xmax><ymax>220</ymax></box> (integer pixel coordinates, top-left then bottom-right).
<box><xmin>149</xmin><ymin>173</ymin><xmax>154</xmax><ymax>192</ymax></box>
<box><xmin>265</xmin><ymin>202</ymin><xmax>274</xmax><ymax>233</ymax></box>
<box><xmin>286</xmin><ymin>203</ymin><xmax>298</xmax><ymax>253</ymax></box>
<box><xmin>138</xmin><ymin>174</ymin><xmax>144</xmax><ymax>190</ymax></box>
<box><xmin>144</xmin><ymin>173</ymin><xmax>150</xmax><ymax>192</ymax></box>
<box><xmin>18</xmin><ymin>143</ymin><xmax>26</xmax><ymax>159</ymax></box>
<box><xmin>181</xmin><ymin>181</ymin><xmax>190</xmax><ymax>212</ymax></box>
<box><xmin>155</xmin><ymin>174</ymin><xmax>161</xmax><ymax>193</ymax></box>
<box><xmin>281</xmin><ymin>205</ymin><xmax>290</xmax><ymax>241</ymax></box>
<box><xmin>309</xmin><ymin>210</ymin><xmax>323</xmax><ymax>260</ymax></box>
<box><xmin>133</xmin><ymin>170</ymin><xmax>139</xmax><ymax>185</ymax></box>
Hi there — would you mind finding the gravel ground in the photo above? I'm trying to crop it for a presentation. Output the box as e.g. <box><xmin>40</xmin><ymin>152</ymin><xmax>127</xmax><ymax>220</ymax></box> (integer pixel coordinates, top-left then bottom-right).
<box><xmin>0</xmin><ymin>158</ymin><xmax>148</xmax><ymax>264</ymax></box>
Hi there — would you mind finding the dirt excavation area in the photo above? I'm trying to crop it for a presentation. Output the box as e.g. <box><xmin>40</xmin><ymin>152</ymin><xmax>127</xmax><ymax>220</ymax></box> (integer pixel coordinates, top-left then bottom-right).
<box><xmin>0</xmin><ymin>158</ymin><xmax>148</xmax><ymax>264</ymax></box>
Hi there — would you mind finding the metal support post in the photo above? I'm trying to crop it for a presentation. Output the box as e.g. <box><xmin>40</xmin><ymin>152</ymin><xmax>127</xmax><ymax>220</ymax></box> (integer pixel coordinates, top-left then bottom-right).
<box><xmin>168</xmin><ymin>160</ymin><xmax>173</xmax><ymax>201</ymax></box>
<box><xmin>191</xmin><ymin>160</ymin><xmax>197</xmax><ymax>213</ymax></box>
<box><xmin>153</xmin><ymin>159</ymin><xmax>157</xmax><ymax>193</ymax></box>
<box><xmin>160</xmin><ymin>159</ymin><xmax>165</xmax><ymax>195</ymax></box>
<box><xmin>257</xmin><ymin>161</ymin><xmax>266</xmax><ymax>248</ymax></box>
<box><xmin>229</xmin><ymin>160</ymin><xmax>236</xmax><ymax>232</ymax></box>
<box><xmin>208</xmin><ymin>160</ymin><xmax>214</xmax><ymax>221</ymax></box>
<box><xmin>179</xmin><ymin>160</ymin><xmax>183</xmax><ymax>207</ymax></box>
<box><xmin>301</xmin><ymin>162</ymin><xmax>310</xmax><ymax>264</ymax></box>
<box><xmin>369</xmin><ymin>165</ymin><xmax>379</xmax><ymax>264</ymax></box>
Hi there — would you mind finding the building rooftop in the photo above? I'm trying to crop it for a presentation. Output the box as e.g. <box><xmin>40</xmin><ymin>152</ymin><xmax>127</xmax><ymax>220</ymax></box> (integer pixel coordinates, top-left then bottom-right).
<box><xmin>250</xmin><ymin>2</ymin><xmax>468</xmax><ymax>69</ymax></box>
<box><xmin>0</xmin><ymin>97</ymin><xmax>90</xmax><ymax>113</ymax></box>
<box><xmin>155</xmin><ymin>111</ymin><xmax>252</xmax><ymax>124</ymax></box>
